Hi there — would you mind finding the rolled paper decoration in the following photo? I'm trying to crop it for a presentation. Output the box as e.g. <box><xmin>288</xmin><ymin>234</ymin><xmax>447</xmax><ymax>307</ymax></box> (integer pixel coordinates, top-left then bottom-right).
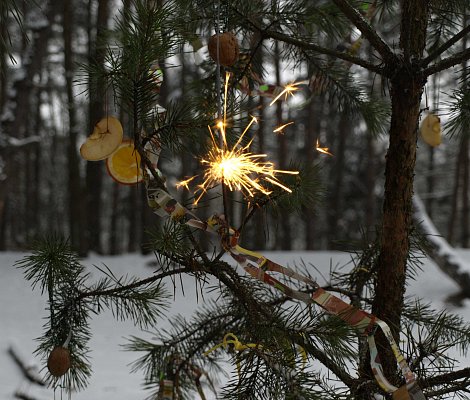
<box><xmin>80</xmin><ymin>116</ymin><xmax>123</xmax><ymax>161</ymax></box>
<box><xmin>420</xmin><ymin>113</ymin><xmax>441</xmax><ymax>147</ymax></box>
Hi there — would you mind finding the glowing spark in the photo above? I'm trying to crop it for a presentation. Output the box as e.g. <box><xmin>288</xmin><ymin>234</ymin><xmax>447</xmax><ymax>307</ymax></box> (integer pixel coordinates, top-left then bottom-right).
<box><xmin>316</xmin><ymin>139</ymin><xmax>333</xmax><ymax>156</ymax></box>
<box><xmin>195</xmin><ymin>130</ymin><xmax>298</xmax><ymax>203</ymax></box>
<box><xmin>269</xmin><ymin>81</ymin><xmax>305</xmax><ymax>106</ymax></box>
<box><xmin>273</xmin><ymin>121</ymin><xmax>295</xmax><ymax>134</ymax></box>
<box><xmin>188</xmin><ymin>74</ymin><xmax>299</xmax><ymax>204</ymax></box>
<box><xmin>176</xmin><ymin>176</ymin><xmax>197</xmax><ymax>190</ymax></box>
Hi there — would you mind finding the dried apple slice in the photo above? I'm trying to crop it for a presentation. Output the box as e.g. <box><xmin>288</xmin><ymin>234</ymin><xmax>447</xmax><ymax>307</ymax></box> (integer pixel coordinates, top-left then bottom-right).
<box><xmin>80</xmin><ymin>116</ymin><xmax>123</xmax><ymax>161</ymax></box>
<box><xmin>106</xmin><ymin>140</ymin><xmax>143</xmax><ymax>185</ymax></box>
<box><xmin>420</xmin><ymin>113</ymin><xmax>441</xmax><ymax>147</ymax></box>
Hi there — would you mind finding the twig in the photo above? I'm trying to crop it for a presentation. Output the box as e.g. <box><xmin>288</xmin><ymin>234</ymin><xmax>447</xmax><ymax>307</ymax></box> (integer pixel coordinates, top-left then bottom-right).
<box><xmin>420</xmin><ymin>367</ymin><xmax>470</xmax><ymax>388</ymax></box>
<box><xmin>422</xmin><ymin>47</ymin><xmax>470</xmax><ymax>76</ymax></box>
<box><xmin>14</xmin><ymin>392</ymin><xmax>39</xmax><ymax>400</ymax></box>
<box><xmin>421</xmin><ymin>24</ymin><xmax>470</xmax><ymax>66</ymax></box>
<box><xmin>239</xmin><ymin>15</ymin><xmax>385</xmax><ymax>75</ymax></box>
<box><xmin>76</xmin><ymin>266</ymin><xmax>194</xmax><ymax>300</ymax></box>
<box><xmin>8</xmin><ymin>347</ymin><xmax>46</xmax><ymax>387</ymax></box>
<box><xmin>331</xmin><ymin>0</ymin><xmax>395</xmax><ymax>63</ymax></box>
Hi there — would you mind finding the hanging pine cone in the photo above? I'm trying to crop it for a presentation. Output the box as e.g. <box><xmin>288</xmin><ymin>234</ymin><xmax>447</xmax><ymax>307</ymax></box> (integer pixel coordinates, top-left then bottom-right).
<box><xmin>208</xmin><ymin>32</ymin><xmax>239</xmax><ymax>67</ymax></box>
<box><xmin>47</xmin><ymin>346</ymin><xmax>71</xmax><ymax>377</ymax></box>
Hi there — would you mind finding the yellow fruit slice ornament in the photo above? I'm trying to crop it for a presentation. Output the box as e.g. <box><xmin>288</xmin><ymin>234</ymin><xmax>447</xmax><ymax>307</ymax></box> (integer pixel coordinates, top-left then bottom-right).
<box><xmin>80</xmin><ymin>116</ymin><xmax>123</xmax><ymax>161</ymax></box>
<box><xmin>106</xmin><ymin>140</ymin><xmax>143</xmax><ymax>185</ymax></box>
<box><xmin>420</xmin><ymin>113</ymin><xmax>442</xmax><ymax>147</ymax></box>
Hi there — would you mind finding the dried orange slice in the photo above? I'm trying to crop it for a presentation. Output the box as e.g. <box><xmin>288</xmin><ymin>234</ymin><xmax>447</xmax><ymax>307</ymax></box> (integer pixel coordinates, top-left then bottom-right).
<box><xmin>80</xmin><ymin>116</ymin><xmax>124</xmax><ymax>161</ymax></box>
<box><xmin>106</xmin><ymin>140</ymin><xmax>143</xmax><ymax>185</ymax></box>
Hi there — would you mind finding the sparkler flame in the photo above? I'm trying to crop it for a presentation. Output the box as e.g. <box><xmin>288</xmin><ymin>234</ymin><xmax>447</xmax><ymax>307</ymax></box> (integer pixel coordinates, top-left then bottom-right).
<box><xmin>273</xmin><ymin>121</ymin><xmax>295</xmax><ymax>134</ymax></box>
<box><xmin>315</xmin><ymin>139</ymin><xmax>333</xmax><ymax>156</ymax></box>
<box><xmin>194</xmin><ymin>121</ymin><xmax>298</xmax><ymax>203</ymax></box>
<box><xmin>185</xmin><ymin>73</ymin><xmax>299</xmax><ymax>204</ymax></box>
<box><xmin>269</xmin><ymin>81</ymin><xmax>307</xmax><ymax>106</ymax></box>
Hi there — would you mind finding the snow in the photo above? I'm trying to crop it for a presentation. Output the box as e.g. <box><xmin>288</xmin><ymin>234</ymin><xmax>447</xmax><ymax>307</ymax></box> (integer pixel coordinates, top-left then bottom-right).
<box><xmin>1</xmin><ymin>250</ymin><xmax>469</xmax><ymax>400</ymax></box>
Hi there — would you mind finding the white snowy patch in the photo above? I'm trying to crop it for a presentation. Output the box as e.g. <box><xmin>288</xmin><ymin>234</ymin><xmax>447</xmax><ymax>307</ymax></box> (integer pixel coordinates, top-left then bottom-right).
<box><xmin>0</xmin><ymin>250</ymin><xmax>468</xmax><ymax>400</ymax></box>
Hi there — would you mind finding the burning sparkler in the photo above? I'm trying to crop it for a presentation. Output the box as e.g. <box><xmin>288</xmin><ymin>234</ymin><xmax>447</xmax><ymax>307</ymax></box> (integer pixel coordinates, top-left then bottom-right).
<box><xmin>182</xmin><ymin>73</ymin><xmax>299</xmax><ymax>204</ymax></box>
<box><xmin>315</xmin><ymin>139</ymin><xmax>333</xmax><ymax>156</ymax></box>
<box><xmin>269</xmin><ymin>80</ymin><xmax>308</xmax><ymax>106</ymax></box>
<box><xmin>273</xmin><ymin>121</ymin><xmax>295</xmax><ymax>134</ymax></box>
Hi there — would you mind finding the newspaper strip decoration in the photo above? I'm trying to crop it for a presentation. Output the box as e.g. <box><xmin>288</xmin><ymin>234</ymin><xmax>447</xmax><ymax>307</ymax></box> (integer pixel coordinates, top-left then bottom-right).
<box><xmin>144</xmin><ymin>169</ymin><xmax>425</xmax><ymax>400</ymax></box>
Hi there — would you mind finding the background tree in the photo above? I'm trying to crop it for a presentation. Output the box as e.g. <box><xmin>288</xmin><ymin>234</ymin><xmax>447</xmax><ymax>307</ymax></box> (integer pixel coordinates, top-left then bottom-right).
<box><xmin>6</xmin><ymin>0</ymin><xmax>470</xmax><ymax>399</ymax></box>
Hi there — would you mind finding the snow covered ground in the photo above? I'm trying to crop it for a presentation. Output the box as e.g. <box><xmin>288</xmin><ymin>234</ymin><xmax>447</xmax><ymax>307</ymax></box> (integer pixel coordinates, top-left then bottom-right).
<box><xmin>1</xmin><ymin>250</ymin><xmax>469</xmax><ymax>400</ymax></box>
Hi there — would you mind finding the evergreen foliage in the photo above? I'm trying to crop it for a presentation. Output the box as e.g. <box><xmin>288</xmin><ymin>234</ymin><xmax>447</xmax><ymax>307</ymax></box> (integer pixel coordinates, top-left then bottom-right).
<box><xmin>14</xmin><ymin>0</ymin><xmax>470</xmax><ymax>399</ymax></box>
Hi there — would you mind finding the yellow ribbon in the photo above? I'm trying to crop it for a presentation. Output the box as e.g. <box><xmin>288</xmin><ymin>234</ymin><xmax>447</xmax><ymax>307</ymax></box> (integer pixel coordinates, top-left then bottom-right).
<box><xmin>204</xmin><ymin>333</ymin><xmax>307</xmax><ymax>378</ymax></box>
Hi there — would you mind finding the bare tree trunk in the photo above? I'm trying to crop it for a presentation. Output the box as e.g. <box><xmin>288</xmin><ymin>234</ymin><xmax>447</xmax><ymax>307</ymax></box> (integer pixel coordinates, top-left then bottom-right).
<box><xmin>0</xmin><ymin>0</ymin><xmax>58</xmax><ymax>248</ymax></box>
<box><xmin>462</xmin><ymin>136</ymin><xmax>469</xmax><ymax>247</ymax></box>
<box><xmin>86</xmin><ymin>0</ymin><xmax>109</xmax><ymax>254</ymax></box>
<box><xmin>447</xmin><ymin>145</ymin><xmax>464</xmax><ymax>244</ymax></box>
<box><xmin>274</xmin><ymin>41</ymin><xmax>291</xmax><ymax>250</ymax></box>
<box><xmin>327</xmin><ymin>113</ymin><xmax>349</xmax><ymax>249</ymax></box>
<box><xmin>372</xmin><ymin>0</ymin><xmax>430</xmax><ymax>382</ymax></box>
<box><xmin>64</xmin><ymin>0</ymin><xmax>86</xmax><ymax>254</ymax></box>
<box><xmin>365</xmin><ymin>132</ymin><xmax>376</xmax><ymax>231</ymax></box>
<box><xmin>304</xmin><ymin>95</ymin><xmax>319</xmax><ymax>250</ymax></box>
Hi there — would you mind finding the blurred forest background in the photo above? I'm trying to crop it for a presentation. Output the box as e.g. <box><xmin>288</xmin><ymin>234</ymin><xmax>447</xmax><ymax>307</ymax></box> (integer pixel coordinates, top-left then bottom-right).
<box><xmin>0</xmin><ymin>0</ymin><xmax>467</xmax><ymax>256</ymax></box>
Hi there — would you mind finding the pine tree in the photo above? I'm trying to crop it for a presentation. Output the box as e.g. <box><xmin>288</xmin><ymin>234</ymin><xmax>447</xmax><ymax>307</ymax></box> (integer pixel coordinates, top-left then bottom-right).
<box><xmin>16</xmin><ymin>0</ymin><xmax>470</xmax><ymax>399</ymax></box>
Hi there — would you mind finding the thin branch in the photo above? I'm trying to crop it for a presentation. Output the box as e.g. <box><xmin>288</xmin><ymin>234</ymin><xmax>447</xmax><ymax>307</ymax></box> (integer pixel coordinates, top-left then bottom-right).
<box><xmin>424</xmin><ymin>384</ymin><xmax>470</xmax><ymax>398</ymax></box>
<box><xmin>421</xmin><ymin>24</ymin><xmax>470</xmax><ymax>66</ymax></box>
<box><xmin>240</xmin><ymin>15</ymin><xmax>385</xmax><ymax>75</ymax></box>
<box><xmin>8</xmin><ymin>347</ymin><xmax>46</xmax><ymax>386</ymax></box>
<box><xmin>76</xmin><ymin>266</ymin><xmax>194</xmax><ymax>300</ymax></box>
<box><xmin>423</xmin><ymin>47</ymin><xmax>470</xmax><ymax>76</ymax></box>
<box><xmin>420</xmin><ymin>367</ymin><xmax>470</xmax><ymax>388</ymax></box>
<box><xmin>331</xmin><ymin>0</ymin><xmax>395</xmax><ymax>63</ymax></box>
<box><xmin>291</xmin><ymin>333</ymin><xmax>355</xmax><ymax>388</ymax></box>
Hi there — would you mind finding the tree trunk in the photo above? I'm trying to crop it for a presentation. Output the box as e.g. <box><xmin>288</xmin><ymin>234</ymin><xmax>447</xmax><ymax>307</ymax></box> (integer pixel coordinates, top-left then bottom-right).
<box><xmin>0</xmin><ymin>0</ymin><xmax>58</xmax><ymax>248</ymax></box>
<box><xmin>274</xmin><ymin>41</ymin><xmax>291</xmax><ymax>250</ymax></box>
<box><xmin>462</xmin><ymin>136</ymin><xmax>469</xmax><ymax>247</ymax></box>
<box><xmin>64</xmin><ymin>0</ymin><xmax>86</xmax><ymax>255</ymax></box>
<box><xmin>372</xmin><ymin>0</ymin><xmax>430</xmax><ymax>382</ymax></box>
<box><xmin>447</xmin><ymin>144</ymin><xmax>464</xmax><ymax>244</ymax></box>
<box><xmin>304</xmin><ymin>95</ymin><xmax>320</xmax><ymax>250</ymax></box>
<box><xmin>86</xmin><ymin>0</ymin><xmax>109</xmax><ymax>254</ymax></box>
<box><xmin>327</xmin><ymin>113</ymin><xmax>349</xmax><ymax>249</ymax></box>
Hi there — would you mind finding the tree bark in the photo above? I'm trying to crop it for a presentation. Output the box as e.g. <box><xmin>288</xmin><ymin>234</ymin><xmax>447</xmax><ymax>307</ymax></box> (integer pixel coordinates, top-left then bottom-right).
<box><xmin>274</xmin><ymin>41</ymin><xmax>291</xmax><ymax>250</ymax></box>
<box><xmin>462</xmin><ymin>136</ymin><xmax>469</xmax><ymax>247</ymax></box>
<box><xmin>86</xmin><ymin>0</ymin><xmax>109</xmax><ymax>254</ymax></box>
<box><xmin>64</xmin><ymin>0</ymin><xmax>86</xmax><ymax>255</ymax></box>
<box><xmin>327</xmin><ymin>113</ymin><xmax>349</xmax><ymax>249</ymax></box>
<box><xmin>372</xmin><ymin>0</ymin><xmax>430</xmax><ymax>383</ymax></box>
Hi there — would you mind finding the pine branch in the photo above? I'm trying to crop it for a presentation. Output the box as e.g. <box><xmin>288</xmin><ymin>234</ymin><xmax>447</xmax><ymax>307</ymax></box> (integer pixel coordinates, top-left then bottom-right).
<box><xmin>238</xmin><ymin>13</ymin><xmax>385</xmax><ymax>75</ymax></box>
<box><xmin>421</xmin><ymin>367</ymin><xmax>470</xmax><ymax>388</ymax></box>
<box><xmin>423</xmin><ymin>47</ymin><xmax>470</xmax><ymax>76</ymax></box>
<box><xmin>291</xmin><ymin>333</ymin><xmax>355</xmax><ymax>388</ymax></box>
<box><xmin>422</xmin><ymin>24</ymin><xmax>470</xmax><ymax>65</ymax></box>
<box><xmin>76</xmin><ymin>267</ymin><xmax>194</xmax><ymax>301</ymax></box>
<box><xmin>330</xmin><ymin>0</ymin><xmax>396</xmax><ymax>63</ymax></box>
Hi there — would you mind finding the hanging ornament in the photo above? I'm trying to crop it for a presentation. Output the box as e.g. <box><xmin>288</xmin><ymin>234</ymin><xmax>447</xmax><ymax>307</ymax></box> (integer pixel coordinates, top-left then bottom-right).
<box><xmin>80</xmin><ymin>116</ymin><xmax>124</xmax><ymax>161</ymax></box>
<box><xmin>149</xmin><ymin>62</ymin><xmax>164</xmax><ymax>93</ymax></box>
<box><xmin>47</xmin><ymin>346</ymin><xmax>71</xmax><ymax>377</ymax></box>
<box><xmin>106</xmin><ymin>140</ymin><xmax>143</xmax><ymax>185</ymax></box>
<box><xmin>208</xmin><ymin>32</ymin><xmax>239</xmax><ymax>67</ymax></box>
<box><xmin>420</xmin><ymin>113</ymin><xmax>442</xmax><ymax>147</ymax></box>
